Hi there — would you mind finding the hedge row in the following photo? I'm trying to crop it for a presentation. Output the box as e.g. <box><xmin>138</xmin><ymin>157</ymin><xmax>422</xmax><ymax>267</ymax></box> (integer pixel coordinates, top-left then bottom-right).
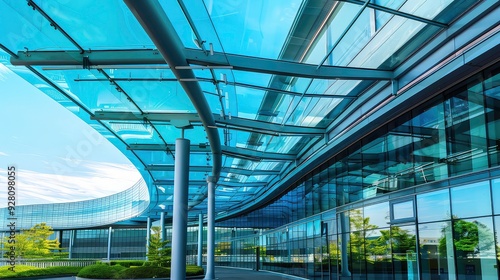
<box><xmin>0</xmin><ymin>263</ymin><xmax>204</xmax><ymax>279</ymax></box>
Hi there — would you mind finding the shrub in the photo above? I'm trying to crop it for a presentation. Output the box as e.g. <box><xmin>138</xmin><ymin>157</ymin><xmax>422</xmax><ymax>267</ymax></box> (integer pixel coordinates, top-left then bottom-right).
<box><xmin>0</xmin><ymin>265</ymin><xmax>38</xmax><ymax>278</ymax></box>
<box><xmin>0</xmin><ymin>265</ymin><xmax>81</xmax><ymax>279</ymax></box>
<box><xmin>143</xmin><ymin>258</ymin><xmax>171</xmax><ymax>267</ymax></box>
<box><xmin>77</xmin><ymin>264</ymin><xmax>126</xmax><ymax>279</ymax></box>
<box><xmin>97</xmin><ymin>260</ymin><xmax>145</xmax><ymax>268</ymax></box>
<box><xmin>186</xmin><ymin>265</ymin><xmax>204</xmax><ymax>276</ymax></box>
<box><xmin>116</xmin><ymin>266</ymin><xmax>170</xmax><ymax>279</ymax></box>
<box><xmin>16</xmin><ymin>266</ymin><xmax>81</xmax><ymax>277</ymax></box>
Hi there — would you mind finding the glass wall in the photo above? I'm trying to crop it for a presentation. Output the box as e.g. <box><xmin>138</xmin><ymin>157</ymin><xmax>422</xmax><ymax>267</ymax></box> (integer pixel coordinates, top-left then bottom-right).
<box><xmin>60</xmin><ymin>227</ymin><xmax>146</xmax><ymax>259</ymax></box>
<box><xmin>209</xmin><ymin>62</ymin><xmax>500</xmax><ymax>279</ymax></box>
<box><xmin>0</xmin><ymin>179</ymin><xmax>149</xmax><ymax>231</ymax></box>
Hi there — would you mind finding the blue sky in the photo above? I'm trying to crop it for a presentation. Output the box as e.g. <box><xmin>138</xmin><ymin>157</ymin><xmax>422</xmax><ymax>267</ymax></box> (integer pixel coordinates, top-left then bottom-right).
<box><xmin>0</xmin><ymin>62</ymin><xmax>141</xmax><ymax>208</ymax></box>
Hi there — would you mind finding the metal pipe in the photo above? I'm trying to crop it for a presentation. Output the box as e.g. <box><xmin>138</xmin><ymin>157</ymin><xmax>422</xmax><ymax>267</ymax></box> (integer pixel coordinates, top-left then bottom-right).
<box><xmin>170</xmin><ymin>138</ymin><xmax>190</xmax><ymax>280</ymax></box>
<box><xmin>124</xmin><ymin>0</ymin><xmax>221</xmax><ymax>180</ymax></box>
<box><xmin>146</xmin><ymin>217</ymin><xmax>151</xmax><ymax>261</ymax></box>
<box><xmin>204</xmin><ymin>176</ymin><xmax>216</xmax><ymax>280</ymax></box>
<box><xmin>197</xmin><ymin>213</ymin><xmax>203</xmax><ymax>266</ymax></box>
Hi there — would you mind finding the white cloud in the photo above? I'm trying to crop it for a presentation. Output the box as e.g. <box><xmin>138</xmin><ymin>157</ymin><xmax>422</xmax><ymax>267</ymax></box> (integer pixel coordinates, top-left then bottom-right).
<box><xmin>0</xmin><ymin>162</ymin><xmax>142</xmax><ymax>207</ymax></box>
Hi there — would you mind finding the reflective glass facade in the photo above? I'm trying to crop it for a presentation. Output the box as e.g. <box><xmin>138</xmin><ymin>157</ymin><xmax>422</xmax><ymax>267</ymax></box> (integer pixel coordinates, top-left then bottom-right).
<box><xmin>1</xmin><ymin>1</ymin><xmax>500</xmax><ymax>280</ymax></box>
<box><xmin>60</xmin><ymin>228</ymin><xmax>147</xmax><ymax>259</ymax></box>
<box><xmin>201</xmin><ymin>63</ymin><xmax>500</xmax><ymax>279</ymax></box>
<box><xmin>0</xmin><ymin>179</ymin><xmax>149</xmax><ymax>231</ymax></box>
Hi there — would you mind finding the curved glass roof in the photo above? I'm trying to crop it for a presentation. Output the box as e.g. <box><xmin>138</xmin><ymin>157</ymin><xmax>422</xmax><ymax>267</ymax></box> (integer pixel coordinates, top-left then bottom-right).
<box><xmin>0</xmin><ymin>0</ymin><xmax>484</xmax><ymax>224</ymax></box>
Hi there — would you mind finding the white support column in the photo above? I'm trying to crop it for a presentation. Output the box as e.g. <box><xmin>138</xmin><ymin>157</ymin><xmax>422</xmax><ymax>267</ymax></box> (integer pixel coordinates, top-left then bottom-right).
<box><xmin>68</xmin><ymin>230</ymin><xmax>74</xmax><ymax>259</ymax></box>
<box><xmin>340</xmin><ymin>212</ymin><xmax>351</xmax><ymax>277</ymax></box>
<box><xmin>146</xmin><ymin>217</ymin><xmax>151</xmax><ymax>260</ymax></box>
<box><xmin>160</xmin><ymin>212</ymin><xmax>166</xmax><ymax>242</ymax></box>
<box><xmin>204</xmin><ymin>176</ymin><xmax>216</xmax><ymax>280</ymax></box>
<box><xmin>107</xmin><ymin>226</ymin><xmax>112</xmax><ymax>261</ymax></box>
<box><xmin>197</xmin><ymin>213</ymin><xmax>203</xmax><ymax>266</ymax></box>
<box><xmin>170</xmin><ymin>138</ymin><xmax>190</xmax><ymax>280</ymax></box>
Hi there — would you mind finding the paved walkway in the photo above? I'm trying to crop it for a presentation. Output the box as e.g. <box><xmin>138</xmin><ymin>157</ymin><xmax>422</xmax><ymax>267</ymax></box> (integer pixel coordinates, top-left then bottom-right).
<box><xmin>42</xmin><ymin>267</ymin><xmax>307</xmax><ymax>280</ymax></box>
<box><xmin>210</xmin><ymin>266</ymin><xmax>306</xmax><ymax>279</ymax></box>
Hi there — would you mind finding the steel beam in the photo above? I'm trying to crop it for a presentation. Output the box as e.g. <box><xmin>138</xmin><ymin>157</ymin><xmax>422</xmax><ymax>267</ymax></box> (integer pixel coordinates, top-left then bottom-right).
<box><xmin>213</xmin><ymin>114</ymin><xmax>324</xmax><ymax>136</ymax></box>
<box><xmin>124</xmin><ymin>0</ymin><xmax>221</xmax><ymax>181</ymax></box>
<box><xmin>338</xmin><ymin>0</ymin><xmax>448</xmax><ymax>28</ymax></box>
<box><xmin>128</xmin><ymin>143</ymin><xmax>210</xmax><ymax>153</ymax></box>
<box><xmin>222</xmin><ymin>146</ymin><xmax>296</xmax><ymax>161</ymax></box>
<box><xmin>146</xmin><ymin>165</ymin><xmax>281</xmax><ymax>176</ymax></box>
<box><xmin>129</xmin><ymin>143</ymin><xmax>296</xmax><ymax>161</ymax></box>
<box><xmin>93</xmin><ymin>111</ymin><xmax>325</xmax><ymax>136</ymax></box>
<box><xmin>11</xmin><ymin>49</ymin><xmax>393</xmax><ymax>80</ymax></box>
<box><xmin>154</xmin><ymin>180</ymin><xmax>267</xmax><ymax>188</ymax></box>
<box><xmin>92</xmin><ymin>111</ymin><xmax>201</xmax><ymax>123</ymax></box>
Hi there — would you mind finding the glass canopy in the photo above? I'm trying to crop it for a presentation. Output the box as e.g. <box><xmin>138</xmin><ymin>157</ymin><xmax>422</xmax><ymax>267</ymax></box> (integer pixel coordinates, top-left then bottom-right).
<box><xmin>0</xmin><ymin>0</ymin><xmax>480</xmax><ymax>223</ymax></box>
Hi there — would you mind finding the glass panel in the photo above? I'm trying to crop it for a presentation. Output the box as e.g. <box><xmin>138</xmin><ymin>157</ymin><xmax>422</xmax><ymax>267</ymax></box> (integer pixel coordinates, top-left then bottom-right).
<box><xmin>230</xmin><ymin>85</ymin><xmax>268</xmax><ymax>119</ymax></box>
<box><xmin>391</xmin><ymin>224</ymin><xmax>418</xmax><ymax>280</ymax></box>
<box><xmin>102</xmin><ymin>120</ymin><xmax>163</xmax><ymax>144</ymax></box>
<box><xmin>39</xmin><ymin>0</ymin><xmax>154</xmax><ymax>49</ymax></box>
<box><xmin>362</xmin><ymin>134</ymin><xmax>388</xmax><ymax>195</ymax></box>
<box><xmin>160</xmin><ymin>0</ymin><xmax>198</xmax><ymax>49</ymax></box>
<box><xmin>387</xmin><ymin>115</ymin><xmax>416</xmax><ymax>189</ymax></box>
<box><xmin>203</xmin><ymin>0</ymin><xmax>302</xmax><ymax>59</ymax></box>
<box><xmin>418</xmin><ymin>221</ymin><xmax>456</xmax><ymax>280</ymax></box>
<box><xmin>118</xmin><ymin>81</ymin><xmax>196</xmax><ymax>112</ymax></box>
<box><xmin>412</xmin><ymin>100</ymin><xmax>448</xmax><ymax>184</ymax></box>
<box><xmin>229</xmin><ymin>129</ymin><xmax>308</xmax><ymax>154</ymax></box>
<box><xmin>454</xmin><ymin>217</ymin><xmax>497</xmax><ymax>280</ymax></box>
<box><xmin>34</xmin><ymin>67</ymin><xmax>141</xmax><ymax>112</ymax></box>
<box><xmin>0</xmin><ymin>0</ymin><xmax>76</xmax><ymax>51</ymax></box>
<box><xmin>444</xmin><ymin>78</ymin><xmax>488</xmax><ymax>176</ymax></box>
<box><xmin>451</xmin><ymin>181</ymin><xmax>492</xmax><ymax>219</ymax></box>
<box><xmin>483</xmin><ymin>63</ymin><xmax>500</xmax><ymax>166</ymax></box>
<box><xmin>417</xmin><ymin>189</ymin><xmax>451</xmax><ymax>223</ymax></box>
<box><xmin>347</xmin><ymin>208</ymin><xmax>365</xmax><ymax>278</ymax></box>
<box><xmin>365</xmin><ymin>228</ymin><xmax>393</xmax><ymax>280</ymax></box>
<box><xmin>364</xmin><ymin>202</ymin><xmax>390</xmax><ymax>229</ymax></box>
<box><xmin>306</xmin><ymin>2</ymin><xmax>360</xmax><ymax>65</ymax></box>
<box><xmin>493</xmin><ymin>178</ymin><xmax>500</xmax><ymax>215</ymax></box>
<box><xmin>392</xmin><ymin>200</ymin><xmax>414</xmax><ymax>221</ymax></box>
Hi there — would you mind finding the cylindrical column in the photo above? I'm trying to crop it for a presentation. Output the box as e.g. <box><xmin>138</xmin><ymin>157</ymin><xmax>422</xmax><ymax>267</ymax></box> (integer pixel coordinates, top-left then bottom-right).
<box><xmin>340</xmin><ymin>212</ymin><xmax>351</xmax><ymax>277</ymax></box>
<box><xmin>146</xmin><ymin>217</ymin><xmax>151</xmax><ymax>260</ymax></box>
<box><xmin>197</xmin><ymin>213</ymin><xmax>203</xmax><ymax>266</ymax></box>
<box><xmin>171</xmin><ymin>138</ymin><xmax>190</xmax><ymax>280</ymax></box>
<box><xmin>107</xmin><ymin>226</ymin><xmax>113</xmax><ymax>261</ymax></box>
<box><xmin>204</xmin><ymin>176</ymin><xmax>216</xmax><ymax>280</ymax></box>
<box><xmin>68</xmin><ymin>230</ymin><xmax>74</xmax><ymax>259</ymax></box>
<box><xmin>160</xmin><ymin>212</ymin><xmax>166</xmax><ymax>242</ymax></box>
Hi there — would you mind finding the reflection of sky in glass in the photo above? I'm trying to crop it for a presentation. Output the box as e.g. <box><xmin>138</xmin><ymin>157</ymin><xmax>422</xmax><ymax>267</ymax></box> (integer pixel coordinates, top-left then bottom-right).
<box><xmin>204</xmin><ymin>0</ymin><xmax>302</xmax><ymax>59</ymax></box>
<box><xmin>451</xmin><ymin>181</ymin><xmax>492</xmax><ymax>219</ymax></box>
<box><xmin>493</xmin><ymin>179</ymin><xmax>500</xmax><ymax>214</ymax></box>
<box><xmin>392</xmin><ymin>200</ymin><xmax>414</xmax><ymax>220</ymax></box>
<box><xmin>43</xmin><ymin>0</ymin><xmax>154</xmax><ymax>49</ymax></box>
<box><xmin>418</xmin><ymin>221</ymin><xmax>450</xmax><ymax>241</ymax></box>
<box><xmin>417</xmin><ymin>189</ymin><xmax>451</xmax><ymax>222</ymax></box>
<box><xmin>364</xmin><ymin>202</ymin><xmax>390</xmax><ymax>228</ymax></box>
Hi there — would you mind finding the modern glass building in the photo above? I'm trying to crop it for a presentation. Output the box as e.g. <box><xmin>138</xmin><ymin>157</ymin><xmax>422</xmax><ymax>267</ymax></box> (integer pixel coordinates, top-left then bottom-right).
<box><xmin>1</xmin><ymin>0</ymin><xmax>500</xmax><ymax>279</ymax></box>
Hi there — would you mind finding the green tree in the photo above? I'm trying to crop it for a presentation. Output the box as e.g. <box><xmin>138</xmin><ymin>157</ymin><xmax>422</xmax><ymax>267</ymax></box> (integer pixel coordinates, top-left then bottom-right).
<box><xmin>146</xmin><ymin>226</ymin><xmax>171</xmax><ymax>267</ymax></box>
<box><xmin>2</xmin><ymin>223</ymin><xmax>60</xmax><ymax>259</ymax></box>
<box><xmin>366</xmin><ymin>229</ymin><xmax>391</xmax><ymax>258</ymax></box>
<box><xmin>348</xmin><ymin>210</ymin><xmax>378</xmax><ymax>261</ymax></box>
<box><xmin>390</xmin><ymin>226</ymin><xmax>416</xmax><ymax>257</ymax></box>
<box><xmin>440</xmin><ymin>219</ymin><xmax>495</xmax><ymax>258</ymax></box>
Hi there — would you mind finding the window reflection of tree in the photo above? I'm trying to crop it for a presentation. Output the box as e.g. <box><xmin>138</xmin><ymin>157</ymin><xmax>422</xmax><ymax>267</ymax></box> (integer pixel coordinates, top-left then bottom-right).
<box><xmin>343</xmin><ymin>209</ymin><xmax>416</xmax><ymax>274</ymax></box>
<box><xmin>439</xmin><ymin>218</ymin><xmax>494</xmax><ymax>258</ymax></box>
